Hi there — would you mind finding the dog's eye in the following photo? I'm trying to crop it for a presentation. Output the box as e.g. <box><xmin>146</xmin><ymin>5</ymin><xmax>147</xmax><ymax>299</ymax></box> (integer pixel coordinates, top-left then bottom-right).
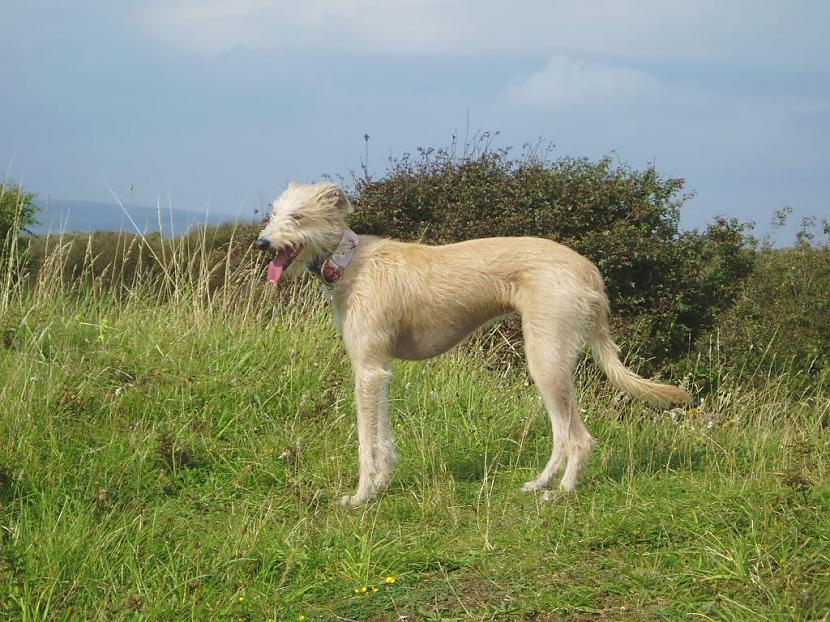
<box><xmin>290</xmin><ymin>213</ymin><xmax>302</xmax><ymax>221</ymax></box>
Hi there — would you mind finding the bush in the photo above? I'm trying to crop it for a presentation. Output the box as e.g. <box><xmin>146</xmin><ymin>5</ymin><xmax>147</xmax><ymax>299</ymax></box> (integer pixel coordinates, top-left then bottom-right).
<box><xmin>350</xmin><ymin>145</ymin><xmax>755</xmax><ymax>367</ymax></box>
<box><xmin>708</xmin><ymin>240</ymin><xmax>830</xmax><ymax>385</ymax></box>
<box><xmin>0</xmin><ymin>181</ymin><xmax>38</xmax><ymax>241</ymax></box>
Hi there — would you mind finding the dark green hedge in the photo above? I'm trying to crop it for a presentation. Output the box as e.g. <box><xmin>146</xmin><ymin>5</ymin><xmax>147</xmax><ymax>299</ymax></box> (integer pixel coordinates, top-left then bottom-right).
<box><xmin>350</xmin><ymin>147</ymin><xmax>755</xmax><ymax>366</ymax></box>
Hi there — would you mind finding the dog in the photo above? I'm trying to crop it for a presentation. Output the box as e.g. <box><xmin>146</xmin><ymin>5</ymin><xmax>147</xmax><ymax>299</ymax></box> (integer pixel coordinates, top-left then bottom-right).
<box><xmin>256</xmin><ymin>182</ymin><xmax>690</xmax><ymax>506</ymax></box>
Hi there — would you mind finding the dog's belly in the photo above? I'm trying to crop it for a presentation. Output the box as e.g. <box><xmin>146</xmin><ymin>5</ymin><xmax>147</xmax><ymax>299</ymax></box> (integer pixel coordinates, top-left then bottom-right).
<box><xmin>391</xmin><ymin>309</ymin><xmax>509</xmax><ymax>360</ymax></box>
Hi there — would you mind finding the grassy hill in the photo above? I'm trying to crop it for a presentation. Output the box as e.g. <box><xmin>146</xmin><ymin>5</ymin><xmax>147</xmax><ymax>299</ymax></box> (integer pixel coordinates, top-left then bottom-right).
<box><xmin>0</xmin><ymin>233</ymin><xmax>827</xmax><ymax>621</ymax></box>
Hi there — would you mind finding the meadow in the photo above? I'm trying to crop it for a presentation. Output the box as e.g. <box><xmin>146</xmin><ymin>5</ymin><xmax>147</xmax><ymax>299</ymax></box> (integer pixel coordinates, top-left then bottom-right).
<box><xmin>0</xmin><ymin>223</ymin><xmax>827</xmax><ymax>622</ymax></box>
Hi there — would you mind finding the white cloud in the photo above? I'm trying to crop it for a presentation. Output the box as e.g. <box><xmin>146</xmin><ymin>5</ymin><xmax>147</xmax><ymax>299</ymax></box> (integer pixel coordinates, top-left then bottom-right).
<box><xmin>141</xmin><ymin>0</ymin><xmax>457</xmax><ymax>57</ymax></box>
<box><xmin>139</xmin><ymin>0</ymin><xmax>830</xmax><ymax>71</ymax></box>
<box><xmin>504</xmin><ymin>55</ymin><xmax>658</xmax><ymax>110</ymax></box>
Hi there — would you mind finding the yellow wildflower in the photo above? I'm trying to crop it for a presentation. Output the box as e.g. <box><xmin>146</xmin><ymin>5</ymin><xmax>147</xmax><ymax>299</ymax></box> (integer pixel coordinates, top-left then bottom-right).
<box><xmin>385</xmin><ymin>576</ymin><xmax>396</xmax><ymax>584</ymax></box>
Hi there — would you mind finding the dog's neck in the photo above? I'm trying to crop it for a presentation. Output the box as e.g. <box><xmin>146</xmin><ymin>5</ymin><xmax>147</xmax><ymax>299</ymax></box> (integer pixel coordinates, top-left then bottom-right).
<box><xmin>308</xmin><ymin>228</ymin><xmax>359</xmax><ymax>286</ymax></box>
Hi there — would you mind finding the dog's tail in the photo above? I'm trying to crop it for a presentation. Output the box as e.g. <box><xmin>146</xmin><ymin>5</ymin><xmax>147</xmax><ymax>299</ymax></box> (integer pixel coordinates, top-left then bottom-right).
<box><xmin>589</xmin><ymin>292</ymin><xmax>690</xmax><ymax>407</ymax></box>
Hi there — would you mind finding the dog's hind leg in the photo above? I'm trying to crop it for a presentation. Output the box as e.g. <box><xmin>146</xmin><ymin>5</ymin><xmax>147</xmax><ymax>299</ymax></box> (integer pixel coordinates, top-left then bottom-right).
<box><xmin>520</xmin><ymin>307</ymin><xmax>593</xmax><ymax>495</ymax></box>
<box><xmin>340</xmin><ymin>363</ymin><xmax>393</xmax><ymax>506</ymax></box>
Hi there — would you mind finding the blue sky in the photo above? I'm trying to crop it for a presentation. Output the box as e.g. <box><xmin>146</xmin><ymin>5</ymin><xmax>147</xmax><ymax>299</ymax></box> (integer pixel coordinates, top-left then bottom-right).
<box><xmin>2</xmin><ymin>1</ymin><xmax>828</xmax><ymax>239</ymax></box>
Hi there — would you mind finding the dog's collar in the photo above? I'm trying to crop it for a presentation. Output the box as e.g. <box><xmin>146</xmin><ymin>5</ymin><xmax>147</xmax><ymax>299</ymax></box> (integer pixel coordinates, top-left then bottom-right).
<box><xmin>308</xmin><ymin>229</ymin><xmax>359</xmax><ymax>286</ymax></box>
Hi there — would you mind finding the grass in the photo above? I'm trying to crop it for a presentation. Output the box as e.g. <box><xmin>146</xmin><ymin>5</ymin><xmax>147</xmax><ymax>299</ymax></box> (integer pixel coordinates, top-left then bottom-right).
<box><xmin>0</xmin><ymin>226</ymin><xmax>828</xmax><ymax>621</ymax></box>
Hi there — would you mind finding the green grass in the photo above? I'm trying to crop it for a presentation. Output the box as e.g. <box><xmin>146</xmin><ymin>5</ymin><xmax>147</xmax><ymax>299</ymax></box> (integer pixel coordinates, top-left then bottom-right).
<box><xmin>0</xmin><ymin>234</ymin><xmax>828</xmax><ymax>621</ymax></box>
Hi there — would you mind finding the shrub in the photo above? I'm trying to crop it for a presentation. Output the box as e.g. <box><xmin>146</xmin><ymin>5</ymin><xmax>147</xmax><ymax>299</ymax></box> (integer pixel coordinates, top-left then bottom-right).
<box><xmin>0</xmin><ymin>180</ymin><xmax>38</xmax><ymax>241</ymax></box>
<box><xmin>350</xmin><ymin>145</ymin><xmax>755</xmax><ymax>367</ymax></box>
<box><xmin>707</xmin><ymin>238</ymin><xmax>830</xmax><ymax>386</ymax></box>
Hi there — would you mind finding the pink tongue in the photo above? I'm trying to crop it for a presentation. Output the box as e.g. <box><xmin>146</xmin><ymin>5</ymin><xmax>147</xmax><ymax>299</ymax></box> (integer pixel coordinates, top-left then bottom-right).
<box><xmin>267</xmin><ymin>260</ymin><xmax>283</xmax><ymax>284</ymax></box>
<box><xmin>267</xmin><ymin>249</ymin><xmax>296</xmax><ymax>284</ymax></box>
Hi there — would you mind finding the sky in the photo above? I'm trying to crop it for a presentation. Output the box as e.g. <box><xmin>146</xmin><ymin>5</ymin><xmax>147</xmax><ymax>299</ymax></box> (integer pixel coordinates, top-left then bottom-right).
<box><xmin>2</xmin><ymin>1</ymin><xmax>829</xmax><ymax>241</ymax></box>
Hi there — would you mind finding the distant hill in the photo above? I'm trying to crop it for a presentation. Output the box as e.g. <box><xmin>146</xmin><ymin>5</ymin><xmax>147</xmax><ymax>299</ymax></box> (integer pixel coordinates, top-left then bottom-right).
<box><xmin>30</xmin><ymin>199</ymin><xmax>249</xmax><ymax>236</ymax></box>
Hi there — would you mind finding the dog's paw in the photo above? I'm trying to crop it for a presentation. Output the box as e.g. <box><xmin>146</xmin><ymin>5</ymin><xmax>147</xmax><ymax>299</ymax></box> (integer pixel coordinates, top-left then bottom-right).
<box><xmin>521</xmin><ymin>480</ymin><xmax>549</xmax><ymax>492</ymax></box>
<box><xmin>339</xmin><ymin>494</ymin><xmax>368</xmax><ymax>507</ymax></box>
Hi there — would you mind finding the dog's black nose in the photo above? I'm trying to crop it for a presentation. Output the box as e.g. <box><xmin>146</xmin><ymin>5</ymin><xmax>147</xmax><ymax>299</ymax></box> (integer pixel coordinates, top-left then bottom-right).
<box><xmin>254</xmin><ymin>238</ymin><xmax>271</xmax><ymax>251</ymax></box>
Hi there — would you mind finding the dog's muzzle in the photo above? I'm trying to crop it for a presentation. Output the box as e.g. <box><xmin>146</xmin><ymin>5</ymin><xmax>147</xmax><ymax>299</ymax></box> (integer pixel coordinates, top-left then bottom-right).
<box><xmin>254</xmin><ymin>238</ymin><xmax>271</xmax><ymax>251</ymax></box>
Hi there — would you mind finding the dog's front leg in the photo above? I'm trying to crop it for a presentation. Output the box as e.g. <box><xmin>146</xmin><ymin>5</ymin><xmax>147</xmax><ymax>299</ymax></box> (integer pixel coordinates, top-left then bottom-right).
<box><xmin>340</xmin><ymin>364</ymin><xmax>393</xmax><ymax>506</ymax></box>
<box><xmin>373</xmin><ymin>362</ymin><xmax>397</xmax><ymax>490</ymax></box>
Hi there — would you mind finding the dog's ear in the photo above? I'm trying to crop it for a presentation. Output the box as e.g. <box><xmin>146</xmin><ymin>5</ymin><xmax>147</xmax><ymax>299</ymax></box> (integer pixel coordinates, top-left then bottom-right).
<box><xmin>325</xmin><ymin>185</ymin><xmax>354</xmax><ymax>214</ymax></box>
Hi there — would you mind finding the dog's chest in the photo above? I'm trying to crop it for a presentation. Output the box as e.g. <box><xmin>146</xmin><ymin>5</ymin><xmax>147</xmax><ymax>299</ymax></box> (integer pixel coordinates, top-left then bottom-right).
<box><xmin>323</xmin><ymin>286</ymin><xmax>347</xmax><ymax>333</ymax></box>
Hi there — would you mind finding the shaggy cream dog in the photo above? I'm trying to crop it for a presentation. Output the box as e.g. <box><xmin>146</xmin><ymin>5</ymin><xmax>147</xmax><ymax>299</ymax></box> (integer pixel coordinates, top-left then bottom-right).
<box><xmin>256</xmin><ymin>182</ymin><xmax>689</xmax><ymax>506</ymax></box>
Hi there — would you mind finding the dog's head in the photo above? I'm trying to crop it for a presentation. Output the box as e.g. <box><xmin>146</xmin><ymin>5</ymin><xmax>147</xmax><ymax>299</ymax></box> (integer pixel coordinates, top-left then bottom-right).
<box><xmin>255</xmin><ymin>182</ymin><xmax>354</xmax><ymax>283</ymax></box>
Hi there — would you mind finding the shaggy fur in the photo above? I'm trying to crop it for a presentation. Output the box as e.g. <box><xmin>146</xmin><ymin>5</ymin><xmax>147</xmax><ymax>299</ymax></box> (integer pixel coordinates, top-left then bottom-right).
<box><xmin>257</xmin><ymin>182</ymin><xmax>690</xmax><ymax>506</ymax></box>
